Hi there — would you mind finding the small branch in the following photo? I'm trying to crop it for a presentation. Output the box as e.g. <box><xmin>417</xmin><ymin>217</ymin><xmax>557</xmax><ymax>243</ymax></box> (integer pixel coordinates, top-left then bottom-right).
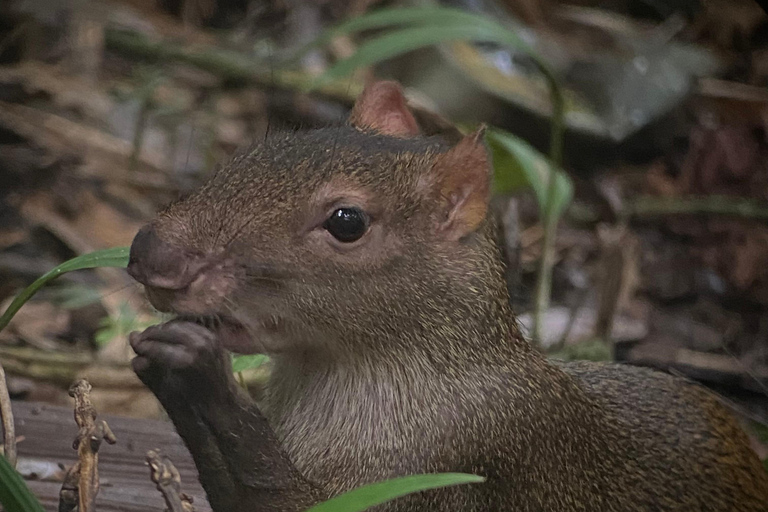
<box><xmin>627</xmin><ymin>195</ymin><xmax>768</xmax><ymax>222</ymax></box>
<box><xmin>58</xmin><ymin>380</ymin><xmax>117</xmax><ymax>512</ymax></box>
<box><xmin>146</xmin><ymin>450</ymin><xmax>195</xmax><ymax>512</ymax></box>
<box><xmin>0</xmin><ymin>362</ymin><xmax>16</xmax><ymax>468</ymax></box>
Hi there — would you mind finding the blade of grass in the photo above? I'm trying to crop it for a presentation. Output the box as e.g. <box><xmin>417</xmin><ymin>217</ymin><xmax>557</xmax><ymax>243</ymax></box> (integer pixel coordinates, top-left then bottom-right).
<box><xmin>306</xmin><ymin>473</ymin><xmax>485</xmax><ymax>512</ymax></box>
<box><xmin>0</xmin><ymin>455</ymin><xmax>46</xmax><ymax>512</ymax></box>
<box><xmin>310</xmin><ymin>25</ymin><xmax>517</xmax><ymax>89</ymax></box>
<box><xmin>0</xmin><ymin>247</ymin><xmax>130</xmax><ymax>333</ymax></box>
<box><xmin>300</xmin><ymin>6</ymin><xmax>530</xmax><ymax>58</ymax></box>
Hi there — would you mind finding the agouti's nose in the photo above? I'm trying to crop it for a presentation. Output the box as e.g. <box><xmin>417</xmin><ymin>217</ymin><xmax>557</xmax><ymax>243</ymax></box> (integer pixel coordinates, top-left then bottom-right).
<box><xmin>127</xmin><ymin>225</ymin><xmax>207</xmax><ymax>290</ymax></box>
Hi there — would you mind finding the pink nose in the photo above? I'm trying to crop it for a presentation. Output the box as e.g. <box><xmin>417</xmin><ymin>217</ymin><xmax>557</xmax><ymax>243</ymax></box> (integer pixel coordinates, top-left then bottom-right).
<box><xmin>127</xmin><ymin>225</ymin><xmax>207</xmax><ymax>291</ymax></box>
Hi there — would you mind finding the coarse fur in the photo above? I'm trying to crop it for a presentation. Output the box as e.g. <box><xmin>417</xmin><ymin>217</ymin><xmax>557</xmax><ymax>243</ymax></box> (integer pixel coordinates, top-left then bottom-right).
<box><xmin>128</xmin><ymin>82</ymin><xmax>768</xmax><ymax>512</ymax></box>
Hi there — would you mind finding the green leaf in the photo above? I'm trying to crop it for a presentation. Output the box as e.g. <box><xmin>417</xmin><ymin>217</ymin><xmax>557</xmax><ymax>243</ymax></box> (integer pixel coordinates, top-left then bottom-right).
<box><xmin>549</xmin><ymin>338</ymin><xmax>611</xmax><ymax>362</ymax></box>
<box><xmin>0</xmin><ymin>247</ymin><xmax>130</xmax><ymax>333</ymax></box>
<box><xmin>486</xmin><ymin>128</ymin><xmax>573</xmax><ymax>218</ymax></box>
<box><xmin>306</xmin><ymin>473</ymin><xmax>485</xmax><ymax>512</ymax></box>
<box><xmin>0</xmin><ymin>455</ymin><xmax>46</xmax><ymax>512</ymax></box>
<box><xmin>308</xmin><ymin>8</ymin><xmax>539</xmax><ymax>90</ymax></box>
<box><xmin>303</xmin><ymin>6</ymin><xmax>529</xmax><ymax>56</ymax></box>
<box><xmin>231</xmin><ymin>354</ymin><xmax>269</xmax><ymax>373</ymax></box>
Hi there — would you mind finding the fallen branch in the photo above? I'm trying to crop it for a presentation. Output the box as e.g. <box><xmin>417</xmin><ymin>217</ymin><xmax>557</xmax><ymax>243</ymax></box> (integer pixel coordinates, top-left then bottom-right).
<box><xmin>58</xmin><ymin>380</ymin><xmax>117</xmax><ymax>512</ymax></box>
<box><xmin>146</xmin><ymin>450</ymin><xmax>195</xmax><ymax>512</ymax></box>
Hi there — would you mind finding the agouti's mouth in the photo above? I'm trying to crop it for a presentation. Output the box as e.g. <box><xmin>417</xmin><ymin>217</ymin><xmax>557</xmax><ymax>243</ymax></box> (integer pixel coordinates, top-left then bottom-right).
<box><xmin>178</xmin><ymin>313</ymin><xmax>257</xmax><ymax>354</ymax></box>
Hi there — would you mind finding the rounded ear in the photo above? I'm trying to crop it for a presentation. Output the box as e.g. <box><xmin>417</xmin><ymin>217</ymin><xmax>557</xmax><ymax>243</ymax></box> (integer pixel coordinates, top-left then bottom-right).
<box><xmin>349</xmin><ymin>81</ymin><xmax>420</xmax><ymax>137</ymax></box>
<box><xmin>429</xmin><ymin>126</ymin><xmax>491</xmax><ymax>241</ymax></box>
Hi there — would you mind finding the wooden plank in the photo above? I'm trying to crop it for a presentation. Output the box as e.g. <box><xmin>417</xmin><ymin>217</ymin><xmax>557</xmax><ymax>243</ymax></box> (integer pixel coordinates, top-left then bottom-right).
<box><xmin>12</xmin><ymin>401</ymin><xmax>212</xmax><ymax>512</ymax></box>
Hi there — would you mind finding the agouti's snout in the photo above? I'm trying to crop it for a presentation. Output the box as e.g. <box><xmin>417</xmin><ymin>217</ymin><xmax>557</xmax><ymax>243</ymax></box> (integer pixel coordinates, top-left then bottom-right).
<box><xmin>128</xmin><ymin>224</ymin><xmax>225</xmax><ymax>313</ymax></box>
<box><xmin>128</xmin><ymin>225</ymin><xmax>207</xmax><ymax>290</ymax></box>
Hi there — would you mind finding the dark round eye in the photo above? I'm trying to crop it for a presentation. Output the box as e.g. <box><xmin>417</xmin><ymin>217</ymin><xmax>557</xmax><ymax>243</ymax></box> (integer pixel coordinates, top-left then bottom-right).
<box><xmin>323</xmin><ymin>208</ymin><xmax>369</xmax><ymax>243</ymax></box>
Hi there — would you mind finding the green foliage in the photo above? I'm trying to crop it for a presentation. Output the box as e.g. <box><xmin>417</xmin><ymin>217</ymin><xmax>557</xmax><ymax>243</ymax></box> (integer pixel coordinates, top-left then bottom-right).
<box><xmin>231</xmin><ymin>354</ymin><xmax>269</xmax><ymax>373</ymax></box>
<box><xmin>487</xmin><ymin>128</ymin><xmax>573</xmax><ymax>218</ymax></box>
<box><xmin>306</xmin><ymin>473</ymin><xmax>485</xmax><ymax>512</ymax></box>
<box><xmin>752</xmin><ymin>422</ymin><xmax>768</xmax><ymax>444</ymax></box>
<box><xmin>746</xmin><ymin>422</ymin><xmax>768</xmax><ymax>473</ymax></box>
<box><xmin>48</xmin><ymin>283</ymin><xmax>105</xmax><ymax>310</ymax></box>
<box><xmin>0</xmin><ymin>455</ymin><xmax>46</xmax><ymax>512</ymax></box>
<box><xmin>0</xmin><ymin>247</ymin><xmax>130</xmax><ymax>335</ymax></box>
<box><xmin>95</xmin><ymin>302</ymin><xmax>162</xmax><ymax>347</ymax></box>
<box><xmin>304</xmin><ymin>7</ymin><xmax>536</xmax><ymax>90</ymax></box>
<box><xmin>550</xmin><ymin>338</ymin><xmax>611</xmax><ymax>362</ymax></box>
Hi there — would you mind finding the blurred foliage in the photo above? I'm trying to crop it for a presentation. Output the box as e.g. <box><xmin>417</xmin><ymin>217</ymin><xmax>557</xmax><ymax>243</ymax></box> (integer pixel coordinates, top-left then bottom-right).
<box><xmin>487</xmin><ymin>128</ymin><xmax>572</xmax><ymax>218</ymax></box>
<box><xmin>231</xmin><ymin>353</ymin><xmax>269</xmax><ymax>373</ymax></box>
<box><xmin>549</xmin><ymin>338</ymin><xmax>612</xmax><ymax>362</ymax></box>
<box><xmin>95</xmin><ymin>302</ymin><xmax>161</xmax><ymax>347</ymax></box>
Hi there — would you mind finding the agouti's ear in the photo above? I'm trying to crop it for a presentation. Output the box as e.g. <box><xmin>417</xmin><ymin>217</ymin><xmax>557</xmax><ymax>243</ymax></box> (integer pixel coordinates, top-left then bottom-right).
<box><xmin>349</xmin><ymin>81</ymin><xmax>420</xmax><ymax>137</ymax></box>
<box><xmin>430</xmin><ymin>126</ymin><xmax>491</xmax><ymax>241</ymax></box>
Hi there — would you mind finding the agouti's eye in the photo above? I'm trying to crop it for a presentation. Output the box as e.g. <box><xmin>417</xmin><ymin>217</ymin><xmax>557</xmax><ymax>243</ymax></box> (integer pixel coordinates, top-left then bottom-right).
<box><xmin>323</xmin><ymin>208</ymin><xmax>369</xmax><ymax>243</ymax></box>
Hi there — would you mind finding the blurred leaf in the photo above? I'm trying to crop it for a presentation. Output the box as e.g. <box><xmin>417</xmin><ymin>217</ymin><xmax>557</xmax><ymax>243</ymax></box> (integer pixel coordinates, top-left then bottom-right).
<box><xmin>752</xmin><ymin>422</ymin><xmax>768</xmax><ymax>444</ymax></box>
<box><xmin>95</xmin><ymin>302</ymin><xmax>162</xmax><ymax>347</ymax></box>
<box><xmin>550</xmin><ymin>338</ymin><xmax>611</xmax><ymax>362</ymax></box>
<box><xmin>94</xmin><ymin>317</ymin><xmax>119</xmax><ymax>347</ymax></box>
<box><xmin>0</xmin><ymin>247</ymin><xmax>130</xmax><ymax>334</ymax></box>
<box><xmin>487</xmin><ymin>128</ymin><xmax>572</xmax><ymax>218</ymax></box>
<box><xmin>304</xmin><ymin>7</ymin><xmax>529</xmax><ymax>62</ymax></box>
<box><xmin>306</xmin><ymin>473</ymin><xmax>485</xmax><ymax>512</ymax></box>
<box><xmin>308</xmin><ymin>8</ymin><xmax>539</xmax><ymax>90</ymax></box>
<box><xmin>0</xmin><ymin>455</ymin><xmax>45</xmax><ymax>512</ymax></box>
<box><xmin>48</xmin><ymin>284</ymin><xmax>104</xmax><ymax>310</ymax></box>
<box><xmin>231</xmin><ymin>354</ymin><xmax>269</xmax><ymax>373</ymax></box>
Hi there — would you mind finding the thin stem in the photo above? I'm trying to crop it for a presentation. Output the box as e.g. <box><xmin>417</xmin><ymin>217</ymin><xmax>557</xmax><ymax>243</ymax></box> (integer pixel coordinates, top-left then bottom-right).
<box><xmin>531</xmin><ymin>70</ymin><xmax>565</xmax><ymax>347</ymax></box>
<box><xmin>628</xmin><ymin>195</ymin><xmax>768</xmax><ymax>221</ymax></box>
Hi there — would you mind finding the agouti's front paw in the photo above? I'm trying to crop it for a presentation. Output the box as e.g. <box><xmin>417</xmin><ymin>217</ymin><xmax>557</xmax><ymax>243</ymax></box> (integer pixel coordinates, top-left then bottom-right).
<box><xmin>130</xmin><ymin>320</ymin><xmax>231</xmax><ymax>398</ymax></box>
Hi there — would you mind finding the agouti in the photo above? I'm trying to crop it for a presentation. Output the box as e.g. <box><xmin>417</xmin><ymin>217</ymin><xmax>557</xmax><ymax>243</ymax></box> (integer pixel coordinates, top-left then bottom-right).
<box><xmin>127</xmin><ymin>81</ymin><xmax>768</xmax><ymax>511</ymax></box>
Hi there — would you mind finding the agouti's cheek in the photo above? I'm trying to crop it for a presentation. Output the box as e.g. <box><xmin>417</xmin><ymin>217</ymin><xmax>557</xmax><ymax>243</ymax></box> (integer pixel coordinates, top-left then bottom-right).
<box><xmin>305</xmin><ymin>223</ymin><xmax>396</xmax><ymax>268</ymax></box>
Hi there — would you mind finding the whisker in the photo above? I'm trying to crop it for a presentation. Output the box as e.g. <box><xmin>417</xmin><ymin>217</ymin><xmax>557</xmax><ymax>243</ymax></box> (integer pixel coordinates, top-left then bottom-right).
<box><xmin>183</xmin><ymin>126</ymin><xmax>195</xmax><ymax>175</ymax></box>
<box><xmin>264</xmin><ymin>39</ymin><xmax>274</xmax><ymax>145</ymax></box>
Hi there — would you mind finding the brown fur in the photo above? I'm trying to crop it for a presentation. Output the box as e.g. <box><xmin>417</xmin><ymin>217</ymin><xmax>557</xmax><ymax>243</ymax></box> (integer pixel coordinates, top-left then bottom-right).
<box><xmin>128</xmin><ymin>83</ymin><xmax>768</xmax><ymax>511</ymax></box>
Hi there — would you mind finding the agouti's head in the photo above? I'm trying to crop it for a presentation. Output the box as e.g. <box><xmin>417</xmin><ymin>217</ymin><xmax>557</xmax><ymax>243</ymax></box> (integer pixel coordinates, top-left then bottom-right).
<box><xmin>128</xmin><ymin>82</ymin><xmax>508</xmax><ymax>358</ymax></box>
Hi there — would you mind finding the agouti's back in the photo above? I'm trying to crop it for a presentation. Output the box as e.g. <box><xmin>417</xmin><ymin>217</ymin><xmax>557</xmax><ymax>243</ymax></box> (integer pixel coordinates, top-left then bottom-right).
<box><xmin>563</xmin><ymin>361</ymin><xmax>768</xmax><ymax>510</ymax></box>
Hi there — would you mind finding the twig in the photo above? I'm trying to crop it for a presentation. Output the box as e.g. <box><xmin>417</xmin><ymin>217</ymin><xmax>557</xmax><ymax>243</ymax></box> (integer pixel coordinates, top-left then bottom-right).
<box><xmin>146</xmin><ymin>450</ymin><xmax>195</xmax><ymax>512</ymax></box>
<box><xmin>58</xmin><ymin>380</ymin><xmax>117</xmax><ymax>512</ymax></box>
<box><xmin>0</xmin><ymin>362</ymin><xmax>16</xmax><ymax>468</ymax></box>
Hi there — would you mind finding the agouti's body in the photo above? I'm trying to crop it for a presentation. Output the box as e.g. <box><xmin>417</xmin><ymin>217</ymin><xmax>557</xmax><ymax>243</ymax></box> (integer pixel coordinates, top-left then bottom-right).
<box><xmin>127</xmin><ymin>82</ymin><xmax>768</xmax><ymax>511</ymax></box>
